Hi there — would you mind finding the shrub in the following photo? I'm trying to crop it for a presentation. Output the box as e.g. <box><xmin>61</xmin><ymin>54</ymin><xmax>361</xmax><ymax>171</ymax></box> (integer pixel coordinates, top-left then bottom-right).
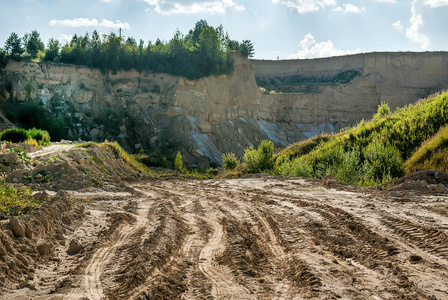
<box><xmin>257</xmin><ymin>140</ymin><xmax>274</xmax><ymax>171</ymax></box>
<box><xmin>0</xmin><ymin>128</ymin><xmax>29</xmax><ymax>143</ymax></box>
<box><xmin>27</xmin><ymin>128</ymin><xmax>51</xmax><ymax>146</ymax></box>
<box><xmin>280</xmin><ymin>157</ymin><xmax>312</xmax><ymax>178</ymax></box>
<box><xmin>336</xmin><ymin>150</ymin><xmax>362</xmax><ymax>184</ymax></box>
<box><xmin>0</xmin><ymin>127</ymin><xmax>51</xmax><ymax>146</ymax></box>
<box><xmin>174</xmin><ymin>151</ymin><xmax>183</xmax><ymax>171</ymax></box>
<box><xmin>222</xmin><ymin>152</ymin><xmax>239</xmax><ymax>170</ymax></box>
<box><xmin>374</xmin><ymin>101</ymin><xmax>390</xmax><ymax>119</ymax></box>
<box><xmin>243</xmin><ymin>140</ymin><xmax>275</xmax><ymax>173</ymax></box>
<box><xmin>363</xmin><ymin>140</ymin><xmax>403</xmax><ymax>182</ymax></box>
<box><xmin>243</xmin><ymin>147</ymin><xmax>258</xmax><ymax>173</ymax></box>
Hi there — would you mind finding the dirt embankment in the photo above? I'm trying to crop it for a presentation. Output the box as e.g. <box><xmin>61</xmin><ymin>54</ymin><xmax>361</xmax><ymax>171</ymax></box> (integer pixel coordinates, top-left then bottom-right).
<box><xmin>1</xmin><ymin>170</ymin><xmax>448</xmax><ymax>299</ymax></box>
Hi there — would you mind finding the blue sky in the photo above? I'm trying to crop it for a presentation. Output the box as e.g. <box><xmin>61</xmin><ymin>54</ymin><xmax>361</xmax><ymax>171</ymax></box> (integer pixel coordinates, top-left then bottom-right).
<box><xmin>1</xmin><ymin>0</ymin><xmax>447</xmax><ymax>59</ymax></box>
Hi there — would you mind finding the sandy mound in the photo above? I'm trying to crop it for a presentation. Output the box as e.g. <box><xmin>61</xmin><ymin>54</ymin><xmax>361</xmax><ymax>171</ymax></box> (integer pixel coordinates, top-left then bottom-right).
<box><xmin>3</xmin><ymin>143</ymin><xmax>145</xmax><ymax>191</ymax></box>
<box><xmin>0</xmin><ymin>191</ymin><xmax>84</xmax><ymax>291</ymax></box>
<box><xmin>388</xmin><ymin>170</ymin><xmax>448</xmax><ymax>193</ymax></box>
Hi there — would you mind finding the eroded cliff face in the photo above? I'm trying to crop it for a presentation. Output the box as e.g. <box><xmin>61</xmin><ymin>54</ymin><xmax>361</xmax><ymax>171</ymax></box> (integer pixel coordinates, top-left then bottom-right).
<box><xmin>1</xmin><ymin>52</ymin><xmax>447</xmax><ymax>166</ymax></box>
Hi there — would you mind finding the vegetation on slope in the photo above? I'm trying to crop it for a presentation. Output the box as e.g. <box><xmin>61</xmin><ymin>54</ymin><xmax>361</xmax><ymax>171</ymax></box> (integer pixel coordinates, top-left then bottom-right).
<box><xmin>276</xmin><ymin>92</ymin><xmax>448</xmax><ymax>184</ymax></box>
<box><xmin>223</xmin><ymin>92</ymin><xmax>448</xmax><ymax>185</ymax></box>
<box><xmin>0</xmin><ymin>128</ymin><xmax>51</xmax><ymax>146</ymax></box>
<box><xmin>0</xmin><ymin>183</ymin><xmax>43</xmax><ymax>215</ymax></box>
<box><xmin>403</xmin><ymin>125</ymin><xmax>448</xmax><ymax>174</ymax></box>
<box><xmin>2</xmin><ymin>20</ymin><xmax>255</xmax><ymax>79</ymax></box>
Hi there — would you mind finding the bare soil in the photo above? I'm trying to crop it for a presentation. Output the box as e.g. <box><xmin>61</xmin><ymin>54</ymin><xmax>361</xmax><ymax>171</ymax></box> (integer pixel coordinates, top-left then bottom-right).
<box><xmin>1</xmin><ymin>174</ymin><xmax>448</xmax><ymax>299</ymax></box>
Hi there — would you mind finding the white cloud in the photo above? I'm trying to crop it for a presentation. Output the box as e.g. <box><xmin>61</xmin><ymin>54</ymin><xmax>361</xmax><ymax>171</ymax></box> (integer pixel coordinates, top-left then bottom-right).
<box><xmin>333</xmin><ymin>3</ymin><xmax>366</xmax><ymax>13</ymax></box>
<box><xmin>49</xmin><ymin>18</ymin><xmax>130</xmax><ymax>29</ymax></box>
<box><xmin>287</xmin><ymin>33</ymin><xmax>360</xmax><ymax>59</ymax></box>
<box><xmin>58</xmin><ymin>34</ymin><xmax>73</xmax><ymax>45</ymax></box>
<box><xmin>373</xmin><ymin>0</ymin><xmax>396</xmax><ymax>3</ymax></box>
<box><xmin>405</xmin><ymin>0</ymin><xmax>429</xmax><ymax>49</ymax></box>
<box><xmin>140</xmin><ymin>0</ymin><xmax>244</xmax><ymax>15</ymax></box>
<box><xmin>272</xmin><ymin>0</ymin><xmax>336</xmax><ymax>14</ymax></box>
<box><xmin>424</xmin><ymin>0</ymin><xmax>448</xmax><ymax>7</ymax></box>
<box><xmin>392</xmin><ymin>20</ymin><xmax>403</xmax><ymax>32</ymax></box>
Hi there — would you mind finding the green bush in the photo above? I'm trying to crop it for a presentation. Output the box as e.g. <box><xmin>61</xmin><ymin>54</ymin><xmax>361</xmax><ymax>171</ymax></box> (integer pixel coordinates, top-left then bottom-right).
<box><xmin>222</xmin><ymin>152</ymin><xmax>239</xmax><ymax>170</ymax></box>
<box><xmin>0</xmin><ymin>127</ymin><xmax>51</xmax><ymax>146</ymax></box>
<box><xmin>336</xmin><ymin>150</ymin><xmax>362</xmax><ymax>184</ymax></box>
<box><xmin>243</xmin><ymin>147</ymin><xmax>259</xmax><ymax>173</ymax></box>
<box><xmin>362</xmin><ymin>140</ymin><xmax>403</xmax><ymax>182</ymax></box>
<box><xmin>27</xmin><ymin>128</ymin><xmax>51</xmax><ymax>146</ymax></box>
<box><xmin>174</xmin><ymin>151</ymin><xmax>183</xmax><ymax>171</ymax></box>
<box><xmin>374</xmin><ymin>102</ymin><xmax>390</xmax><ymax>119</ymax></box>
<box><xmin>0</xmin><ymin>128</ymin><xmax>29</xmax><ymax>143</ymax></box>
<box><xmin>243</xmin><ymin>140</ymin><xmax>275</xmax><ymax>173</ymax></box>
<box><xmin>280</xmin><ymin>157</ymin><xmax>312</xmax><ymax>178</ymax></box>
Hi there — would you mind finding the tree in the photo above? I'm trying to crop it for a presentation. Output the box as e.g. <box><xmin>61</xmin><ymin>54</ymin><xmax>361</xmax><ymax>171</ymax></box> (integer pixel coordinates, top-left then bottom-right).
<box><xmin>43</xmin><ymin>38</ymin><xmax>60</xmax><ymax>61</ymax></box>
<box><xmin>174</xmin><ymin>151</ymin><xmax>183</xmax><ymax>171</ymax></box>
<box><xmin>240</xmin><ymin>40</ymin><xmax>254</xmax><ymax>58</ymax></box>
<box><xmin>4</xmin><ymin>32</ymin><xmax>24</xmax><ymax>59</ymax></box>
<box><xmin>24</xmin><ymin>30</ymin><xmax>44</xmax><ymax>59</ymax></box>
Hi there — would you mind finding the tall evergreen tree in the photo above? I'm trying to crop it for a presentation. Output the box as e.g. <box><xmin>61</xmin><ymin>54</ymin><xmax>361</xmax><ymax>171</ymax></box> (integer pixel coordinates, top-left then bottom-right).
<box><xmin>24</xmin><ymin>30</ymin><xmax>44</xmax><ymax>59</ymax></box>
<box><xmin>4</xmin><ymin>32</ymin><xmax>24</xmax><ymax>59</ymax></box>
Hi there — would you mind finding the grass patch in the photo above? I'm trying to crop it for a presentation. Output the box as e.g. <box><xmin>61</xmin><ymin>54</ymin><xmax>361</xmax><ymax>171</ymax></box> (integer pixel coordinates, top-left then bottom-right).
<box><xmin>404</xmin><ymin>125</ymin><xmax>448</xmax><ymax>174</ymax></box>
<box><xmin>0</xmin><ymin>183</ymin><xmax>45</xmax><ymax>215</ymax></box>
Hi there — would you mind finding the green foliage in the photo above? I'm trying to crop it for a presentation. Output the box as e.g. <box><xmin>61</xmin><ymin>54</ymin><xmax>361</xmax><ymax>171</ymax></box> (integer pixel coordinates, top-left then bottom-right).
<box><xmin>4</xmin><ymin>32</ymin><xmax>24</xmax><ymax>59</ymax></box>
<box><xmin>280</xmin><ymin>157</ymin><xmax>312</xmax><ymax>178</ymax></box>
<box><xmin>374</xmin><ymin>101</ymin><xmax>391</xmax><ymax>119</ymax></box>
<box><xmin>0</xmin><ymin>128</ymin><xmax>28</xmax><ymax>143</ymax></box>
<box><xmin>4</xmin><ymin>100</ymin><xmax>66</xmax><ymax>141</ymax></box>
<box><xmin>362</xmin><ymin>140</ymin><xmax>402</xmax><ymax>182</ymax></box>
<box><xmin>10</xmin><ymin>21</ymin><xmax>250</xmax><ymax>79</ymax></box>
<box><xmin>240</xmin><ymin>40</ymin><xmax>255</xmax><ymax>58</ymax></box>
<box><xmin>174</xmin><ymin>151</ymin><xmax>183</xmax><ymax>171</ymax></box>
<box><xmin>43</xmin><ymin>38</ymin><xmax>60</xmax><ymax>61</ymax></box>
<box><xmin>0</xmin><ymin>183</ymin><xmax>44</xmax><ymax>215</ymax></box>
<box><xmin>23</xmin><ymin>30</ymin><xmax>44</xmax><ymax>59</ymax></box>
<box><xmin>222</xmin><ymin>152</ymin><xmax>239</xmax><ymax>170</ymax></box>
<box><xmin>243</xmin><ymin>140</ymin><xmax>274</xmax><ymax>173</ymax></box>
<box><xmin>404</xmin><ymin>125</ymin><xmax>448</xmax><ymax>174</ymax></box>
<box><xmin>274</xmin><ymin>91</ymin><xmax>448</xmax><ymax>185</ymax></box>
<box><xmin>0</xmin><ymin>128</ymin><xmax>51</xmax><ymax>146</ymax></box>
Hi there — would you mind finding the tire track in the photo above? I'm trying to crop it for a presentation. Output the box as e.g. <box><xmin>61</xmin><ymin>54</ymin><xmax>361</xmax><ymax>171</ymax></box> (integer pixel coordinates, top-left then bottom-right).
<box><xmin>381</xmin><ymin>212</ymin><xmax>448</xmax><ymax>260</ymax></box>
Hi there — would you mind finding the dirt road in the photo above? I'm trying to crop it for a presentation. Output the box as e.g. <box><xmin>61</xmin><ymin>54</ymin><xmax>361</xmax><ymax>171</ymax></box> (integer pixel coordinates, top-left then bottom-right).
<box><xmin>3</xmin><ymin>176</ymin><xmax>448</xmax><ymax>299</ymax></box>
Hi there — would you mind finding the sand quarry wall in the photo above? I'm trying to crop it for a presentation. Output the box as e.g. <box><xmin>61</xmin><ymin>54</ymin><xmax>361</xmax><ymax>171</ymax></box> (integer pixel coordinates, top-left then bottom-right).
<box><xmin>1</xmin><ymin>52</ymin><xmax>448</xmax><ymax>166</ymax></box>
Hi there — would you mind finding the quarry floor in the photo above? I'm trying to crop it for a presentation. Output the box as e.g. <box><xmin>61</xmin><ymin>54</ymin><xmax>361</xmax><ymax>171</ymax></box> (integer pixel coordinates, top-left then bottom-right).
<box><xmin>3</xmin><ymin>176</ymin><xmax>448</xmax><ymax>299</ymax></box>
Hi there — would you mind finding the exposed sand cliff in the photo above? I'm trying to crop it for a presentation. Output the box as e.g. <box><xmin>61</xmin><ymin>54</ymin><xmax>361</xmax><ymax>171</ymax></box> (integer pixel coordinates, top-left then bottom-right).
<box><xmin>1</xmin><ymin>52</ymin><xmax>448</xmax><ymax>165</ymax></box>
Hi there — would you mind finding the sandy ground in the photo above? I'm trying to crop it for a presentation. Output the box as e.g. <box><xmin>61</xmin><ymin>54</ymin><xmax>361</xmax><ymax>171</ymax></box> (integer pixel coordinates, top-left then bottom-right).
<box><xmin>2</xmin><ymin>176</ymin><xmax>448</xmax><ymax>299</ymax></box>
<box><xmin>28</xmin><ymin>144</ymin><xmax>77</xmax><ymax>159</ymax></box>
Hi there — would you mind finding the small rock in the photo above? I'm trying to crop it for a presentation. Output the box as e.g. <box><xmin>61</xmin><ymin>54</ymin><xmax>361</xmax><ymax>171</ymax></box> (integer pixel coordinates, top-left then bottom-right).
<box><xmin>0</xmin><ymin>244</ymin><xmax>7</xmax><ymax>256</ymax></box>
<box><xmin>10</xmin><ymin>217</ymin><xmax>26</xmax><ymax>237</ymax></box>
<box><xmin>12</xmin><ymin>178</ymin><xmax>19</xmax><ymax>183</ymax></box>
<box><xmin>15</xmin><ymin>253</ymin><xmax>29</xmax><ymax>267</ymax></box>
<box><xmin>430</xmin><ymin>183</ymin><xmax>448</xmax><ymax>193</ymax></box>
<box><xmin>390</xmin><ymin>191</ymin><xmax>401</xmax><ymax>197</ymax></box>
<box><xmin>67</xmin><ymin>239</ymin><xmax>83</xmax><ymax>255</ymax></box>
<box><xmin>37</xmin><ymin>243</ymin><xmax>51</xmax><ymax>256</ymax></box>
<box><xmin>322</xmin><ymin>175</ymin><xmax>338</xmax><ymax>186</ymax></box>
<box><xmin>55</xmin><ymin>233</ymin><xmax>65</xmax><ymax>241</ymax></box>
